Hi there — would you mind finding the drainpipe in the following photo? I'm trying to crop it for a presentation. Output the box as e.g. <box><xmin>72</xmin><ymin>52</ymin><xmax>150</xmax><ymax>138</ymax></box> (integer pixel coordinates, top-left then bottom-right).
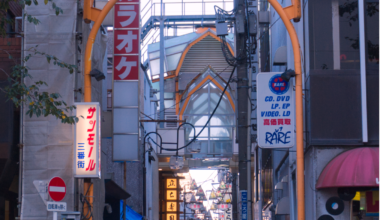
<box><xmin>266</xmin><ymin>0</ymin><xmax>304</xmax><ymax>219</ymax></box>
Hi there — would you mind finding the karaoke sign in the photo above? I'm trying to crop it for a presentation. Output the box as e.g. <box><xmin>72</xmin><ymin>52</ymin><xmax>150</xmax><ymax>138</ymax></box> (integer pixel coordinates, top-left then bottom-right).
<box><xmin>114</xmin><ymin>0</ymin><xmax>140</xmax><ymax>81</ymax></box>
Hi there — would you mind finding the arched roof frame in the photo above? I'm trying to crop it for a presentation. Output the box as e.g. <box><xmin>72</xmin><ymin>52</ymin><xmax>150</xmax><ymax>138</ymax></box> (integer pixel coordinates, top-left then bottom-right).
<box><xmin>151</xmin><ymin>30</ymin><xmax>234</xmax><ymax>83</ymax></box>
<box><xmin>174</xmin><ymin>31</ymin><xmax>234</xmax><ymax>115</ymax></box>
<box><xmin>174</xmin><ymin>31</ymin><xmax>234</xmax><ymax>77</ymax></box>
<box><xmin>179</xmin><ymin>74</ymin><xmax>235</xmax><ymax>120</ymax></box>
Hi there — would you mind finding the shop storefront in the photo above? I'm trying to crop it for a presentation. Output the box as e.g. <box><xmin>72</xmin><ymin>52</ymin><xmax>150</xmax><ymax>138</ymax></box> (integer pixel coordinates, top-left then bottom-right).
<box><xmin>316</xmin><ymin>147</ymin><xmax>379</xmax><ymax>220</ymax></box>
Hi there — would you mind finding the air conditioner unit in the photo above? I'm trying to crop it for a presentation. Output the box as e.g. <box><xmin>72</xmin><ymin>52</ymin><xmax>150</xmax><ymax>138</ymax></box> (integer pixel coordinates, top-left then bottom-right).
<box><xmin>164</xmin><ymin>115</ymin><xmax>179</xmax><ymax>128</ymax></box>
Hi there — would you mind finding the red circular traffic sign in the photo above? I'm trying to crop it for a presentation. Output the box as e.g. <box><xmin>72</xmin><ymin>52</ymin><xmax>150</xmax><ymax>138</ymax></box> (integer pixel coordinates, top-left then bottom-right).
<box><xmin>48</xmin><ymin>177</ymin><xmax>66</xmax><ymax>202</ymax></box>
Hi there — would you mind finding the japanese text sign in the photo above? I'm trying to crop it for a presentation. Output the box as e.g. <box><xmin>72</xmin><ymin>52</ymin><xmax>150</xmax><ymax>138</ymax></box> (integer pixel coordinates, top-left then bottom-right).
<box><xmin>257</xmin><ymin>72</ymin><xmax>294</xmax><ymax>148</ymax></box>
<box><xmin>240</xmin><ymin>190</ymin><xmax>247</xmax><ymax>220</ymax></box>
<box><xmin>114</xmin><ymin>30</ymin><xmax>140</xmax><ymax>54</ymax></box>
<box><xmin>166</xmin><ymin>214</ymin><xmax>177</xmax><ymax>220</ymax></box>
<box><xmin>114</xmin><ymin>4</ymin><xmax>140</xmax><ymax>29</ymax></box>
<box><xmin>74</xmin><ymin>103</ymin><xmax>101</xmax><ymax>178</ymax></box>
<box><xmin>166</xmin><ymin>202</ymin><xmax>177</xmax><ymax>212</ymax></box>
<box><xmin>166</xmin><ymin>190</ymin><xmax>177</xmax><ymax>200</ymax></box>
<box><xmin>166</xmin><ymin>179</ymin><xmax>177</xmax><ymax>188</ymax></box>
<box><xmin>114</xmin><ymin>0</ymin><xmax>140</xmax><ymax>81</ymax></box>
<box><xmin>113</xmin><ymin>55</ymin><xmax>139</xmax><ymax>80</ymax></box>
<box><xmin>47</xmin><ymin>202</ymin><xmax>67</xmax><ymax>212</ymax></box>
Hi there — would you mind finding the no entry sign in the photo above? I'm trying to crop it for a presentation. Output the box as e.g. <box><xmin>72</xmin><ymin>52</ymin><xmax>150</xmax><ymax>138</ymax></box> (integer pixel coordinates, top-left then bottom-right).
<box><xmin>48</xmin><ymin>177</ymin><xmax>66</xmax><ymax>202</ymax></box>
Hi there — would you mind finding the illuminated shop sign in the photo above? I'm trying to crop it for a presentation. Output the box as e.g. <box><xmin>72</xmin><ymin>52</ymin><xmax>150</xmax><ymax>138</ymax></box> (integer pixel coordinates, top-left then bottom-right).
<box><xmin>74</xmin><ymin>103</ymin><xmax>101</xmax><ymax>178</ymax></box>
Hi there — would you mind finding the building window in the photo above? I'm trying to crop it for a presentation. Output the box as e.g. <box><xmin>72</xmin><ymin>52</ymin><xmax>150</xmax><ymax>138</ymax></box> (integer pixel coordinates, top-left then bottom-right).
<box><xmin>107</xmin><ymin>57</ymin><xmax>113</xmax><ymax>69</ymax></box>
<box><xmin>309</xmin><ymin>0</ymin><xmax>361</xmax><ymax>70</ymax></box>
<box><xmin>364</xmin><ymin>0</ymin><xmax>379</xmax><ymax>74</ymax></box>
<box><xmin>309</xmin><ymin>0</ymin><xmax>379</xmax><ymax>71</ymax></box>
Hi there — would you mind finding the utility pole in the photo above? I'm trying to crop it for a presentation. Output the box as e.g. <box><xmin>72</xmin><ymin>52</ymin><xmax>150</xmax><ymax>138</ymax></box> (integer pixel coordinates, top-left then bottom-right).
<box><xmin>232</xmin><ymin>173</ymin><xmax>238</xmax><ymax>220</ymax></box>
<box><xmin>234</xmin><ymin>0</ymin><xmax>250</xmax><ymax>219</ymax></box>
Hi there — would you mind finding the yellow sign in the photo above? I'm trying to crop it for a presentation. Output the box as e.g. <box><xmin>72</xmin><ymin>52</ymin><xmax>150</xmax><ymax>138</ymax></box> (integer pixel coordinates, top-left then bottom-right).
<box><xmin>166</xmin><ymin>179</ymin><xmax>177</xmax><ymax>188</ymax></box>
<box><xmin>166</xmin><ymin>213</ymin><xmax>177</xmax><ymax>220</ymax></box>
<box><xmin>166</xmin><ymin>202</ymin><xmax>177</xmax><ymax>212</ymax></box>
<box><xmin>353</xmin><ymin>191</ymin><xmax>360</xmax><ymax>201</ymax></box>
<box><xmin>167</xmin><ymin>190</ymin><xmax>177</xmax><ymax>200</ymax></box>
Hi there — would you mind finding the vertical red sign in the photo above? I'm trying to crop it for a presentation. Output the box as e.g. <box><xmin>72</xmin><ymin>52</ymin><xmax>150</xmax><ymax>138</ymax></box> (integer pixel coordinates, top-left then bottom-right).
<box><xmin>114</xmin><ymin>0</ymin><xmax>140</xmax><ymax>81</ymax></box>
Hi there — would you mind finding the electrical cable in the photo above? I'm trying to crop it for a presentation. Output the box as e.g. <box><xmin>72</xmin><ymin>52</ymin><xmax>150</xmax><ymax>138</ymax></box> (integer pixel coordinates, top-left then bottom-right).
<box><xmin>220</xmin><ymin>35</ymin><xmax>247</xmax><ymax>66</ymax></box>
<box><xmin>172</xmin><ymin>64</ymin><xmax>236</xmax><ymax>151</ymax></box>
<box><xmin>140</xmin><ymin>64</ymin><xmax>233</xmax><ymax>121</ymax></box>
<box><xmin>147</xmin><ymin>64</ymin><xmax>236</xmax><ymax>152</ymax></box>
<box><xmin>143</xmin><ymin>15</ymin><xmax>281</xmax><ymax>121</ymax></box>
<box><xmin>143</xmin><ymin>12</ymin><xmax>287</xmax><ymax>152</ymax></box>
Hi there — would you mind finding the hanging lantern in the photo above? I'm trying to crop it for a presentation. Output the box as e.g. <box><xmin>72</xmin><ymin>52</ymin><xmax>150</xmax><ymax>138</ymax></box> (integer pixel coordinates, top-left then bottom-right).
<box><xmin>204</xmin><ymin>210</ymin><xmax>212</xmax><ymax>219</ymax></box>
<box><xmin>196</xmin><ymin>186</ymin><xmax>205</xmax><ymax>196</ymax></box>
<box><xmin>209</xmin><ymin>189</ymin><xmax>217</xmax><ymax>200</ymax></box>
<box><xmin>199</xmin><ymin>204</ymin><xmax>206</xmax><ymax>212</ymax></box>
<box><xmin>219</xmin><ymin>181</ymin><xmax>226</xmax><ymax>190</ymax></box>
<box><xmin>210</xmin><ymin>202</ymin><xmax>217</xmax><ymax>210</ymax></box>
<box><xmin>223</xmin><ymin>192</ymin><xmax>232</xmax><ymax>203</ymax></box>
<box><xmin>218</xmin><ymin>213</ymin><xmax>226</xmax><ymax>219</ymax></box>
<box><xmin>190</xmin><ymin>179</ymin><xmax>198</xmax><ymax>190</ymax></box>
<box><xmin>189</xmin><ymin>194</ymin><xmax>197</xmax><ymax>203</ymax></box>
<box><xmin>198</xmin><ymin>194</ymin><xmax>208</xmax><ymax>201</ymax></box>
<box><xmin>216</xmin><ymin>189</ymin><xmax>223</xmax><ymax>198</ymax></box>
<box><xmin>217</xmin><ymin>203</ymin><xmax>231</xmax><ymax>211</ymax></box>
<box><xmin>187</xmin><ymin>202</ymin><xmax>201</xmax><ymax>211</ymax></box>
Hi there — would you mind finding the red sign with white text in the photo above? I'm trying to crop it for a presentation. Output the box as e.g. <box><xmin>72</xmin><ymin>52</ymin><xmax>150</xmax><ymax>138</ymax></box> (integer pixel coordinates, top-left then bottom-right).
<box><xmin>113</xmin><ymin>55</ymin><xmax>139</xmax><ymax>80</ymax></box>
<box><xmin>114</xmin><ymin>0</ymin><xmax>140</xmax><ymax>81</ymax></box>
<box><xmin>114</xmin><ymin>30</ymin><xmax>139</xmax><ymax>55</ymax></box>
<box><xmin>114</xmin><ymin>4</ymin><xmax>140</xmax><ymax>29</ymax></box>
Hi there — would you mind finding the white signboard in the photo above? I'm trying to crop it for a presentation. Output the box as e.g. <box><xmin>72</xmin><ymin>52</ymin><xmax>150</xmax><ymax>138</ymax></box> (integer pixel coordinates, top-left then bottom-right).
<box><xmin>47</xmin><ymin>202</ymin><xmax>67</xmax><ymax>212</ymax></box>
<box><xmin>74</xmin><ymin>102</ymin><xmax>101</xmax><ymax>178</ymax></box>
<box><xmin>257</xmin><ymin>72</ymin><xmax>294</xmax><ymax>148</ymax></box>
<box><xmin>33</xmin><ymin>180</ymin><xmax>48</xmax><ymax>204</ymax></box>
<box><xmin>225</xmin><ymin>207</ymin><xmax>232</xmax><ymax>220</ymax></box>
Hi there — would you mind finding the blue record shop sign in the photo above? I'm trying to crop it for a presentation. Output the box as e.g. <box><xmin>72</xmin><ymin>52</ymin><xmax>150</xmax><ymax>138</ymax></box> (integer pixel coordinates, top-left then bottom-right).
<box><xmin>256</xmin><ymin>72</ymin><xmax>295</xmax><ymax>148</ymax></box>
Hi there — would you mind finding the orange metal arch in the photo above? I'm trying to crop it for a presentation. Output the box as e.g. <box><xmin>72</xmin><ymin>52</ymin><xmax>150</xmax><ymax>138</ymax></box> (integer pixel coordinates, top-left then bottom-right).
<box><xmin>152</xmin><ymin>31</ymin><xmax>234</xmax><ymax>83</ymax></box>
<box><xmin>175</xmin><ymin>31</ymin><xmax>234</xmax><ymax>115</ymax></box>
<box><xmin>174</xmin><ymin>31</ymin><xmax>234</xmax><ymax>77</ymax></box>
<box><xmin>178</xmin><ymin>75</ymin><xmax>235</xmax><ymax>121</ymax></box>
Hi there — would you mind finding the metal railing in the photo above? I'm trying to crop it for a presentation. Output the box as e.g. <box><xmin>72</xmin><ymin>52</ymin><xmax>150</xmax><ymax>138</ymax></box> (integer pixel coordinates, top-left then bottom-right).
<box><xmin>140</xmin><ymin>0</ymin><xmax>233</xmax><ymax>65</ymax></box>
<box><xmin>142</xmin><ymin>0</ymin><xmax>233</xmax><ymax>25</ymax></box>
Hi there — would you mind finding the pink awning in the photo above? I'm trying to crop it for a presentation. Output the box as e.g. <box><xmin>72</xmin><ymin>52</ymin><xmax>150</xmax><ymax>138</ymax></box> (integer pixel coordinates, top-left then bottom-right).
<box><xmin>316</xmin><ymin>147</ymin><xmax>379</xmax><ymax>189</ymax></box>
